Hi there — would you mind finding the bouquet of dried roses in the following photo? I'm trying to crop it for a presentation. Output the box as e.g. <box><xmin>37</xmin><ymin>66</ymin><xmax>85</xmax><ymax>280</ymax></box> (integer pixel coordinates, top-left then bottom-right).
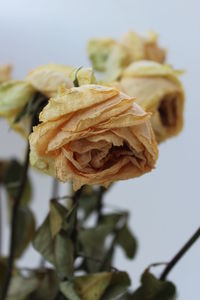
<box><xmin>0</xmin><ymin>30</ymin><xmax>196</xmax><ymax>300</ymax></box>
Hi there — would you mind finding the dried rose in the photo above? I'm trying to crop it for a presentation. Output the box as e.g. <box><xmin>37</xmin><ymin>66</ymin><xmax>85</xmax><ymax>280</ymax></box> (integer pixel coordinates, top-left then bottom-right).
<box><xmin>87</xmin><ymin>30</ymin><xmax>165</xmax><ymax>81</ymax></box>
<box><xmin>29</xmin><ymin>84</ymin><xmax>158</xmax><ymax>190</ymax></box>
<box><xmin>119</xmin><ymin>61</ymin><xmax>184</xmax><ymax>143</ymax></box>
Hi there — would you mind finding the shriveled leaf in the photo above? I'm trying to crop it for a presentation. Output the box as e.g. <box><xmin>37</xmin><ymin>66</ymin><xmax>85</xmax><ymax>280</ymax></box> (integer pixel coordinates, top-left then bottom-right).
<box><xmin>14</xmin><ymin>207</ymin><xmax>36</xmax><ymax>258</ymax></box>
<box><xmin>79</xmin><ymin>186</ymin><xmax>99</xmax><ymax>220</ymax></box>
<box><xmin>102</xmin><ymin>271</ymin><xmax>131</xmax><ymax>300</ymax></box>
<box><xmin>116</xmin><ymin>224</ymin><xmax>137</xmax><ymax>259</ymax></box>
<box><xmin>33</xmin><ymin>216</ymin><xmax>55</xmax><ymax>264</ymax></box>
<box><xmin>7</xmin><ymin>275</ymin><xmax>39</xmax><ymax>300</ymax></box>
<box><xmin>28</xmin><ymin>269</ymin><xmax>59</xmax><ymax>300</ymax></box>
<box><xmin>54</xmin><ymin>232</ymin><xmax>74</xmax><ymax>280</ymax></box>
<box><xmin>50</xmin><ymin>200</ymin><xmax>68</xmax><ymax>237</ymax></box>
<box><xmin>131</xmin><ymin>270</ymin><xmax>176</xmax><ymax>300</ymax></box>
<box><xmin>62</xmin><ymin>205</ymin><xmax>77</xmax><ymax>236</ymax></box>
<box><xmin>74</xmin><ymin>272</ymin><xmax>112</xmax><ymax>300</ymax></box>
<box><xmin>78</xmin><ymin>225</ymin><xmax>111</xmax><ymax>272</ymax></box>
<box><xmin>60</xmin><ymin>281</ymin><xmax>81</xmax><ymax>300</ymax></box>
<box><xmin>99</xmin><ymin>213</ymin><xmax>125</xmax><ymax>230</ymax></box>
<box><xmin>3</xmin><ymin>159</ymin><xmax>32</xmax><ymax>206</ymax></box>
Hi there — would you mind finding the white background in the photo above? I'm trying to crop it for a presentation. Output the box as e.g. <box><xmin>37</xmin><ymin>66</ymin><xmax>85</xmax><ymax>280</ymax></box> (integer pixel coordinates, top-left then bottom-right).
<box><xmin>0</xmin><ymin>0</ymin><xmax>200</xmax><ymax>299</ymax></box>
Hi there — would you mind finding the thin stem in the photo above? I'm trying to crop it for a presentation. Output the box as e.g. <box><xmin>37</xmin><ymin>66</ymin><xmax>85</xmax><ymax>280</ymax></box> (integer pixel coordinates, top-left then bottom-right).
<box><xmin>160</xmin><ymin>227</ymin><xmax>200</xmax><ymax>281</ymax></box>
<box><xmin>71</xmin><ymin>188</ymin><xmax>82</xmax><ymax>256</ymax></box>
<box><xmin>96</xmin><ymin>187</ymin><xmax>106</xmax><ymax>224</ymax></box>
<box><xmin>1</xmin><ymin>141</ymin><xmax>30</xmax><ymax>300</ymax></box>
<box><xmin>0</xmin><ymin>186</ymin><xmax>2</xmax><ymax>255</ymax></box>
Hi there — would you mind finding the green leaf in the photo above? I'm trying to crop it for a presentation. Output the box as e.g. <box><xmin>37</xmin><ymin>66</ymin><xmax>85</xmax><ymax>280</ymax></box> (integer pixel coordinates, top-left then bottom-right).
<box><xmin>131</xmin><ymin>270</ymin><xmax>176</xmax><ymax>300</ymax></box>
<box><xmin>54</xmin><ymin>232</ymin><xmax>74</xmax><ymax>280</ymax></box>
<box><xmin>28</xmin><ymin>269</ymin><xmax>59</xmax><ymax>300</ymax></box>
<box><xmin>33</xmin><ymin>216</ymin><xmax>55</xmax><ymax>264</ymax></box>
<box><xmin>102</xmin><ymin>271</ymin><xmax>131</xmax><ymax>300</ymax></box>
<box><xmin>116</xmin><ymin>224</ymin><xmax>137</xmax><ymax>259</ymax></box>
<box><xmin>60</xmin><ymin>281</ymin><xmax>81</xmax><ymax>300</ymax></box>
<box><xmin>74</xmin><ymin>272</ymin><xmax>112</xmax><ymax>300</ymax></box>
<box><xmin>3</xmin><ymin>159</ymin><xmax>32</xmax><ymax>206</ymax></box>
<box><xmin>50</xmin><ymin>200</ymin><xmax>68</xmax><ymax>237</ymax></box>
<box><xmin>7</xmin><ymin>275</ymin><xmax>39</xmax><ymax>300</ymax></box>
<box><xmin>14</xmin><ymin>207</ymin><xmax>36</xmax><ymax>258</ymax></box>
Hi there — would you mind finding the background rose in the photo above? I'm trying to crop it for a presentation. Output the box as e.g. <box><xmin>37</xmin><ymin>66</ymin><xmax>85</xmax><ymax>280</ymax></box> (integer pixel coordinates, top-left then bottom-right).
<box><xmin>120</xmin><ymin>61</ymin><xmax>184</xmax><ymax>143</ymax></box>
<box><xmin>0</xmin><ymin>64</ymin><xmax>12</xmax><ymax>83</ymax></box>
<box><xmin>87</xmin><ymin>30</ymin><xmax>165</xmax><ymax>81</ymax></box>
<box><xmin>29</xmin><ymin>84</ymin><xmax>158</xmax><ymax>190</ymax></box>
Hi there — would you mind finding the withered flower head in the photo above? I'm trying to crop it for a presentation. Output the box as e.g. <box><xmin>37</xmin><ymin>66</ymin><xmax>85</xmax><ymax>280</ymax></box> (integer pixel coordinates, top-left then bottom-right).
<box><xmin>29</xmin><ymin>84</ymin><xmax>158</xmax><ymax>190</ymax></box>
<box><xmin>119</xmin><ymin>61</ymin><xmax>184</xmax><ymax>143</ymax></box>
<box><xmin>88</xmin><ymin>30</ymin><xmax>165</xmax><ymax>81</ymax></box>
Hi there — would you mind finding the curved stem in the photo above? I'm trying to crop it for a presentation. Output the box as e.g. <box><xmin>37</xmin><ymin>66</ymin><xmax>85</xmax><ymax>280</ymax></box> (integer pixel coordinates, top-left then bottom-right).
<box><xmin>160</xmin><ymin>227</ymin><xmax>200</xmax><ymax>281</ymax></box>
<box><xmin>1</xmin><ymin>141</ymin><xmax>30</xmax><ymax>300</ymax></box>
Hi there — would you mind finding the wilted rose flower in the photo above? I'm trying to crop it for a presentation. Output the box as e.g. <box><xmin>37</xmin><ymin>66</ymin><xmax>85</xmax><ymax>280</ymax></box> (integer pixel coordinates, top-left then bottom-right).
<box><xmin>120</xmin><ymin>31</ymin><xmax>166</xmax><ymax>64</ymax></box>
<box><xmin>87</xmin><ymin>30</ymin><xmax>165</xmax><ymax>81</ymax></box>
<box><xmin>119</xmin><ymin>61</ymin><xmax>185</xmax><ymax>143</ymax></box>
<box><xmin>0</xmin><ymin>80</ymin><xmax>35</xmax><ymax>136</ymax></box>
<box><xmin>0</xmin><ymin>64</ymin><xmax>12</xmax><ymax>83</ymax></box>
<box><xmin>0</xmin><ymin>65</ymin><xmax>96</xmax><ymax>137</ymax></box>
<box><xmin>26</xmin><ymin>64</ymin><xmax>74</xmax><ymax>97</ymax></box>
<box><xmin>26</xmin><ymin>64</ymin><xmax>97</xmax><ymax>97</ymax></box>
<box><xmin>29</xmin><ymin>84</ymin><xmax>158</xmax><ymax>190</ymax></box>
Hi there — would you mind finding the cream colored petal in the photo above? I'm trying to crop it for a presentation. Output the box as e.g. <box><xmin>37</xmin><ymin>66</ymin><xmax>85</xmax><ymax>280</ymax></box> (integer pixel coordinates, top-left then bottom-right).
<box><xmin>60</xmin><ymin>93</ymin><xmax>135</xmax><ymax>132</ymax></box>
<box><xmin>26</xmin><ymin>64</ymin><xmax>73</xmax><ymax>98</ymax></box>
<box><xmin>122</xmin><ymin>61</ymin><xmax>182</xmax><ymax>85</ymax></box>
<box><xmin>97</xmin><ymin>103</ymin><xmax>150</xmax><ymax>129</ymax></box>
<box><xmin>39</xmin><ymin>84</ymin><xmax>119</xmax><ymax>122</ymax></box>
<box><xmin>0</xmin><ymin>64</ymin><xmax>12</xmax><ymax>83</ymax></box>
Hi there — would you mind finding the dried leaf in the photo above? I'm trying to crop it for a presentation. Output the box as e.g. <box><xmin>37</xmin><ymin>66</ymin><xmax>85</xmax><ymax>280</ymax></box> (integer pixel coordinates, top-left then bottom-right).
<box><xmin>7</xmin><ymin>275</ymin><xmax>39</xmax><ymax>300</ymax></box>
<box><xmin>74</xmin><ymin>272</ymin><xmax>112</xmax><ymax>300</ymax></box>
<box><xmin>33</xmin><ymin>216</ymin><xmax>55</xmax><ymax>264</ymax></box>
<box><xmin>60</xmin><ymin>281</ymin><xmax>81</xmax><ymax>300</ymax></box>
<box><xmin>102</xmin><ymin>271</ymin><xmax>131</xmax><ymax>300</ymax></box>
<box><xmin>78</xmin><ymin>225</ymin><xmax>111</xmax><ymax>272</ymax></box>
<box><xmin>2</xmin><ymin>159</ymin><xmax>32</xmax><ymax>206</ymax></box>
<box><xmin>28</xmin><ymin>269</ymin><xmax>59</xmax><ymax>300</ymax></box>
<box><xmin>116</xmin><ymin>224</ymin><xmax>137</xmax><ymax>259</ymax></box>
<box><xmin>131</xmin><ymin>270</ymin><xmax>176</xmax><ymax>300</ymax></box>
<box><xmin>50</xmin><ymin>200</ymin><xmax>68</xmax><ymax>237</ymax></box>
<box><xmin>54</xmin><ymin>232</ymin><xmax>74</xmax><ymax>280</ymax></box>
<box><xmin>14</xmin><ymin>207</ymin><xmax>36</xmax><ymax>258</ymax></box>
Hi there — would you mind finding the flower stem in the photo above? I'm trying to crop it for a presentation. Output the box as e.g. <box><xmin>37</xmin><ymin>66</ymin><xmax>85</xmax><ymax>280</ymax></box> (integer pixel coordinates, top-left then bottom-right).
<box><xmin>0</xmin><ymin>186</ymin><xmax>2</xmax><ymax>255</ymax></box>
<box><xmin>1</xmin><ymin>141</ymin><xmax>30</xmax><ymax>300</ymax></box>
<box><xmin>160</xmin><ymin>227</ymin><xmax>200</xmax><ymax>281</ymax></box>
